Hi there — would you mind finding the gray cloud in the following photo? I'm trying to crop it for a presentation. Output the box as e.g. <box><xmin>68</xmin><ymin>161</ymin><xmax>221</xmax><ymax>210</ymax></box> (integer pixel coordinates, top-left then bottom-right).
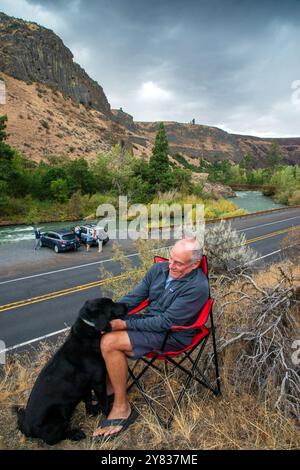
<box><xmin>2</xmin><ymin>0</ymin><xmax>300</xmax><ymax>136</ymax></box>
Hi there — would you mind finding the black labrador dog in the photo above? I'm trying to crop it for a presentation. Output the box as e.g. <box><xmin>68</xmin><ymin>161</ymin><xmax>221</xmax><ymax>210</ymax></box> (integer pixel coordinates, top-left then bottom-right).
<box><xmin>14</xmin><ymin>297</ymin><xmax>128</xmax><ymax>446</ymax></box>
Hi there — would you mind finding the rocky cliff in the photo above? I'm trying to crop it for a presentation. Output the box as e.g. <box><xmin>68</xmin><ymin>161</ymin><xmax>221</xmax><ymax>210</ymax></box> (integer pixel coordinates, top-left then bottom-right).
<box><xmin>0</xmin><ymin>12</ymin><xmax>112</xmax><ymax>116</ymax></box>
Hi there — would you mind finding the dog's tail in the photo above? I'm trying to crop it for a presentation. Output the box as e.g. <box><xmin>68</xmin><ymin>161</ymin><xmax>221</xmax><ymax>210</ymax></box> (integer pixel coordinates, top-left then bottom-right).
<box><xmin>12</xmin><ymin>405</ymin><xmax>26</xmax><ymax>433</ymax></box>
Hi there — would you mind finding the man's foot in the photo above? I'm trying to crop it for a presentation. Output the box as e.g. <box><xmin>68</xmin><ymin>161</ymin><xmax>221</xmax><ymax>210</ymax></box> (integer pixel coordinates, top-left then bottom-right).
<box><xmin>93</xmin><ymin>402</ymin><xmax>138</xmax><ymax>439</ymax></box>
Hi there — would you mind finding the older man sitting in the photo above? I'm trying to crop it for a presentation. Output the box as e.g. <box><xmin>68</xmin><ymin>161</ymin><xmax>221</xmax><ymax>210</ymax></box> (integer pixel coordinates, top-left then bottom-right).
<box><xmin>93</xmin><ymin>237</ymin><xmax>209</xmax><ymax>439</ymax></box>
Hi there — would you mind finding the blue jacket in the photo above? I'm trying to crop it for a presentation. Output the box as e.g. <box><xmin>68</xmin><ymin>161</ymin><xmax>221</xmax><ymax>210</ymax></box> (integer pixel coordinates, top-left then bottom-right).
<box><xmin>34</xmin><ymin>229</ymin><xmax>41</xmax><ymax>239</ymax></box>
<box><xmin>86</xmin><ymin>232</ymin><xmax>93</xmax><ymax>242</ymax></box>
<box><xmin>119</xmin><ymin>262</ymin><xmax>209</xmax><ymax>344</ymax></box>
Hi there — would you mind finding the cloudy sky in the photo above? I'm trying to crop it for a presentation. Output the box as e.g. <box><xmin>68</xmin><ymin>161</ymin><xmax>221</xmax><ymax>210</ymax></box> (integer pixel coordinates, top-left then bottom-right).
<box><xmin>1</xmin><ymin>0</ymin><xmax>300</xmax><ymax>137</ymax></box>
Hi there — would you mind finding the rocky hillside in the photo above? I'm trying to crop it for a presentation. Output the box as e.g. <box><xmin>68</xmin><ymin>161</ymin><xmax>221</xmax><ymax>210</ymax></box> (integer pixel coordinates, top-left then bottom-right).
<box><xmin>0</xmin><ymin>72</ymin><xmax>150</xmax><ymax>161</ymax></box>
<box><xmin>0</xmin><ymin>12</ymin><xmax>300</xmax><ymax>167</ymax></box>
<box><xmin>136</xmin><ymin>121</ymin><xmax>300</xmax><ymax>167</ymax></box>
<box><xmin>0</xmin><ymin>12</ymin><xmax>111</xmax><ymax>116</ymax></box>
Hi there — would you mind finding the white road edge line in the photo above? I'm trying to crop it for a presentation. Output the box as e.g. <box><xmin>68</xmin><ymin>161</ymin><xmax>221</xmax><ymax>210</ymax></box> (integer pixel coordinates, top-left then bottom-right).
<box><xmin>245</xmin><ymin>249</ymin><xmax>282</xmax><ymax>264</ymax></box>
<box><xmin>0</xmin><ymin>327</ymin><xmax>70</xmax><ymax>354</ymax></box>
<box><xmin>0</xmin><ymin>252</ymin><xmax>139</xmax><ymax>285</ymax></box>
<box><xmin>236</xmin><ymin>215</ymin><xmax>300</xmax><ymax>232</ymax></box>
<box><xmin>0</xmin><ymin>248</ymin><xmax>283</xmax><ymax>355</ymax></box>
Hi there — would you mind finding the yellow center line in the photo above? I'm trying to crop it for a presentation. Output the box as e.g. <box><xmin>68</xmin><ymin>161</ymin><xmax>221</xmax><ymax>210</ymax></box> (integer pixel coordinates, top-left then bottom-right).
<box><xmin>243</xmin><ymin>225</ymin><xmax>300</xmax><ymax>245</ymax></box>
<box><xmin>1</xmin><ymin>272</ymin><xmax>132</xmax><ymax>309</ymax></box>
<box><xmin>0</xmin><ymin>271</ymin><xmax>142</xmax><ymax>313</ymax></box>
<box><xmin>1</xmin><ymin>224</ymin><xmax>299</xmax><ymax>313</ymax></box>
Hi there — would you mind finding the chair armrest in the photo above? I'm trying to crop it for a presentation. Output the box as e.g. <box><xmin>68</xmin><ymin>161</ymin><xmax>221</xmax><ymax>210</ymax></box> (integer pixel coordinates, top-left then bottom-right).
<box><xmin>128</xmin><ymin>299</ymin><xmax>149</xmax><ymax>315</ymax></box>
<box><xmin>171</xmin><ymin>323</ymin><xmax>203</xmax><ymax>332</ymax></box>
<box><xmin>171</xmin><ymin>298</ymin><xmax>213</xmax><ymax>332</ymax></box>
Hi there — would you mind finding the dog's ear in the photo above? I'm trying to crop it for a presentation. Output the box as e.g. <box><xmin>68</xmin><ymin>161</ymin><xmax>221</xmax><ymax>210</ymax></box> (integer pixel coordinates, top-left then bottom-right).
<box><xmin>94</xmin><ymin>315</ymin><xmax>111</xmax><ymax>332</ymax></box>
<box><xmin>79</xmin><ymin>300</ymin><xmax>92</xmax><ymax>318</ymax></box>
<box><xmin>111</xmin><ymin>302</ymin><xmax>129</xmax><ymax>319</ymax></box>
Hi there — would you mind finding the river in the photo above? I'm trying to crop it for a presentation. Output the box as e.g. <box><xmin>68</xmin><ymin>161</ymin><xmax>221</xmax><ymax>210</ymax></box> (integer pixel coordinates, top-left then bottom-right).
<box><xmin>0</xmin><ymin>191</ymin><xmax>286</xmax><ymax>244</ymax></box>
<box><xmin>228</xmin><ymin>190</ymin><xmax>286</xmax><ymax>213</ymax></box>
<box><xmin>0</xmin><ymin>219</ymin><xmax>89</xmax><ymax>245</ymax></box>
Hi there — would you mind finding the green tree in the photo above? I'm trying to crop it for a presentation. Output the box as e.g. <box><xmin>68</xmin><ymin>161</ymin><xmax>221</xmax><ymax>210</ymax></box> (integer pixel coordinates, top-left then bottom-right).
<box><xmin>128</xmin><ymin>156</ymin><xmax>152</xmax><ymax>203</ymax></box>
<box><xmin>267</xmin><ymin>141</ymin><xmax>283</xmax><ymax>169</ymax></box>
<box><xmin>92</xmin><ymin>145</ymin><xmax>134</xmax><ymax>194</ymax></box>
<box><xmin>148</xmin><ymin>122</ymin><xmax>174</xmax><ymax>192</ymax></box>
<box><xmin>0</xmin><ymin>115</ymin><xmax>16</xmax><ymax>197</ymax></box>
<box><xmin>208</xmin><ymin>160</ymin><xmax>233</xmax><ymax>183</ymax></box>
<box><xmin>66</xmin><ymin>158</ymin><xmax>96</xmax><ymax>194</ymax></box>
<box><xmin>172</xmin><ymin>167</ymin><xmax>193</xmax><ymax>193</ymax></box>
<box><xmin>91</xmin><ymin>152</ymin><xmax>113</xmax><ymax>192</ymax></box>
<box><xmin>0</xmin><ymin>115</ymin><xmax>9</xmax><ymax>142</ymax></box>
<box><xmin>0</xmin><ymin>180</ymin><xmax>9</xmax><ymax>212</ymax></box>
<box><xmin>50</xmin><ymin>178</ymin><xmax>69</xmax><ymax>202</ymax></box>
<box><xmin>41</xmin><ymin>167</ymin><xmax>68</xmax><ymax>198</ymax></box>
<box><xmin>239</xmin><ymin>154</ymin><xmax>254</xmax><ymax>171</ymax></box>
<box><xmin>10</xmin><ymin>152</ymin><xmax>34</xmax><ymax>197</ymax></box>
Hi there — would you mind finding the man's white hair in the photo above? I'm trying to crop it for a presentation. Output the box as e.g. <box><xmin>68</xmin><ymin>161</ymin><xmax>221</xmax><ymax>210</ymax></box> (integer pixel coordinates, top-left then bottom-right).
<box><xmin>173</xmin><ymin>237</ymin><xmax>203</xmax><ymax>263</ymax></box>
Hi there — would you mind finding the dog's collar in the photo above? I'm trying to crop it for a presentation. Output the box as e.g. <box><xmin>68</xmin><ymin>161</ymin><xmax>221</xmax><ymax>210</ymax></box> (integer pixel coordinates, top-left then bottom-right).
<box><xmin>80</xmin><ymin>317</ymin><xmax>95</xmax><ymax>327</ymax></box>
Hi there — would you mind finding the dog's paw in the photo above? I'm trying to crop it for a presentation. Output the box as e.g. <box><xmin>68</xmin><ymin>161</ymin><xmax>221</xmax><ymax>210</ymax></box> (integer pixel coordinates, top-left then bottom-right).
<box><xmin>68</xmin><ymin>428</ymin><xmax>86</xmax><ymax>441</ymax></box>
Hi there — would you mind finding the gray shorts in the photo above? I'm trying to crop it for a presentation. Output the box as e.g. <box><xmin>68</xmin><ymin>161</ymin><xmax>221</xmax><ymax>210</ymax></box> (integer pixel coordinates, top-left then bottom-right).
<box><xmin>127</xmin><ymin>330</ymin><xmax>189</xmax><ymax>360</ymax></box>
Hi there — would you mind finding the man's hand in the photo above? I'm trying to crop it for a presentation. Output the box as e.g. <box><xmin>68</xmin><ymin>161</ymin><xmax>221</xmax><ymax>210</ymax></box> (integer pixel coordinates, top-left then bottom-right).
<box><xmin>110</xmin><ymin>319</ymin><xmax>127</xmax><ymax>331</ymax></box>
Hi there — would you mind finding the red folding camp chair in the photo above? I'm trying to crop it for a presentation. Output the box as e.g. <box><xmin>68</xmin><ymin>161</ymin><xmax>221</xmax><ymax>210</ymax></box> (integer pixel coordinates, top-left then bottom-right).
<box><xmin>126</xmin><ymin>255</ymin><xmax>221</xmax><ymax>429</ymax></box>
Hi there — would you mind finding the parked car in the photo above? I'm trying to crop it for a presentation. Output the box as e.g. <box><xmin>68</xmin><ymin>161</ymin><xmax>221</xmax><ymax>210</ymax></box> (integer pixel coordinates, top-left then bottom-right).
<box><xmin>79</xmin><ymin>224</ymin><xmax>109</xmax><ymax>246</ymax></box>
<box><xmin>40</xmin><ymin>229</ymin><xmax>81</xmax><ymax>253</ymax></box>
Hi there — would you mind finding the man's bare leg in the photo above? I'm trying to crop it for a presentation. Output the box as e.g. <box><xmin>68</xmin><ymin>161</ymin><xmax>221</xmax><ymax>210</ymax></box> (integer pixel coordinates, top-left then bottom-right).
<box><xmin>106</xmin><ymin>375</ymin><xmax>114</xmax><ymax>396</ymax></box>
<box><xmin>93</xmin><ymin>331</ymin><xmax>133</xmax><ymax>438</ymax></box>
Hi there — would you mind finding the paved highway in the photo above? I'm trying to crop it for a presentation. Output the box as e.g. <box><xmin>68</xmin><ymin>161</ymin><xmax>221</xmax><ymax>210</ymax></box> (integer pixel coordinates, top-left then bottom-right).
<box><xmin>0</xmin><ymin>207</ymin><xmax>299</xmax><ymax>354</ymax></box>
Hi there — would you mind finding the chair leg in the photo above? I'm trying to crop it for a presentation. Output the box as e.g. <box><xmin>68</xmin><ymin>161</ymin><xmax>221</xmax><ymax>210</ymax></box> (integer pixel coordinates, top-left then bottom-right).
<box><xmin>127</xmin><ymin>356</ymin><xmax>158</xmax><ymax>393</ymax></box>
<box><xmin>164</xmin><ymin>345</ymin><xmax>211</xmax><ymax>428</ymax></box>
<box><xmin>165</xmin><ymin>345</ymin><xmax>219</xmax><ymax>395</ymax></box>
<box><xmin>127</xmin><ymin>366</ymin><xmax>167</xmax><ymax>428</ymax></box>
<box><xmin>127</xmin><ymin>329</ymin><xmax>221</xmax><ymax>428</ymax></box>
<box><xmin>210</xmin><ymin>311</ymin><xmax>221</xmax><ymax>395</ymax></box>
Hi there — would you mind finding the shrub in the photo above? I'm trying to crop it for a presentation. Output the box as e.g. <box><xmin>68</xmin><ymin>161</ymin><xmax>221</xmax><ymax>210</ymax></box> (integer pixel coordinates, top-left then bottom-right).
<box><xmin>204</xmin><ymin>220</ymin><xmax>256</xmax><ymax>272</ymax></box>
<box><xmin>273</xmin><ymin>190</ymin><xmax>291</xmax><ymax>205</ymax></box>
<box><xmin>288</xmin><ymin>190</ymin><xmax>300</xmax><ymax>206</ymax></box>
<box><xmin>192</xmin><ymin>182</ymin><xmax>204</xmax><ymax>197</ymax></box>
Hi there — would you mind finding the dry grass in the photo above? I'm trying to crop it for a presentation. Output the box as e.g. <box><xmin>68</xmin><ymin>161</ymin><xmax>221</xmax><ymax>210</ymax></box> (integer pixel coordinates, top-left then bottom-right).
<box><xmin>0</xmin><ymin>259</ymin><xmax>299</xmax><ymax>450</ymax></box>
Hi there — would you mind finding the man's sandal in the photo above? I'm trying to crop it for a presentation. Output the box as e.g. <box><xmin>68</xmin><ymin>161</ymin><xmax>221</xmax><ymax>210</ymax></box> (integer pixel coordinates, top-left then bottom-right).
<box><xmin>93</xmin><ymin>405</ymin><xmax>139</xmax><ymax>441</ymax></box>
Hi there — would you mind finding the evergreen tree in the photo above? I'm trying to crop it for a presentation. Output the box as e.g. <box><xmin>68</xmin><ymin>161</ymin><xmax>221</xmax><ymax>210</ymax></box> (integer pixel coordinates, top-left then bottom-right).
<box><xmin>148</xmin><ymin>122</ymin><xmax>174</xmax><ymax>192</ymax></box>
